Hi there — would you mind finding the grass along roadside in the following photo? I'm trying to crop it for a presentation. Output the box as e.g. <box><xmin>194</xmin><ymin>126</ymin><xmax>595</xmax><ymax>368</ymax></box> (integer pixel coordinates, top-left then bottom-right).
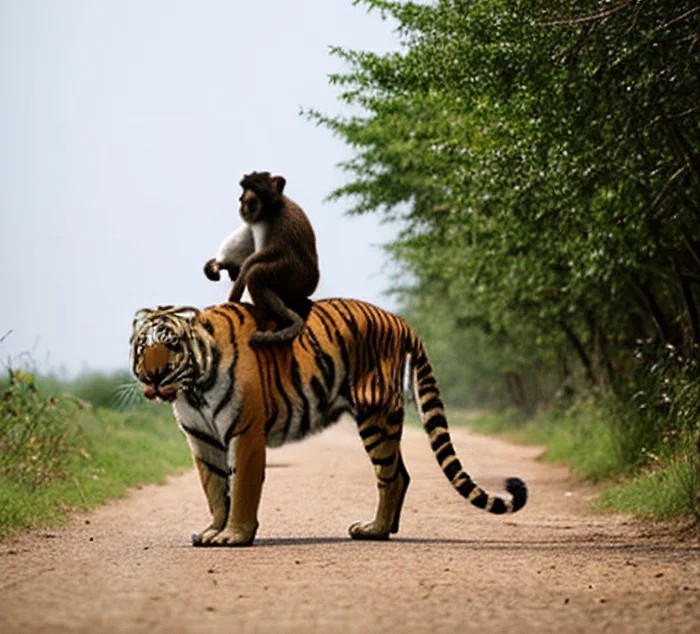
<box><xmin>451</xmin><ymin>405</ymin><xmax>700</xmax><ymax>526</ymax></box>
<box><xmin>0</xmin><ymin>371</ymin><xmax>191</xmax><ymax>538</ymax></box>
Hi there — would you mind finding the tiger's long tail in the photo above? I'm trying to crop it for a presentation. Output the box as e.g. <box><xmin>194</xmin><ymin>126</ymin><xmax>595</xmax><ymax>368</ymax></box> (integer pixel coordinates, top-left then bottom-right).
<box><xmin>409</xmin><ymin>334</ymin><xmax>527</xmax><ymax>514</ymax></box>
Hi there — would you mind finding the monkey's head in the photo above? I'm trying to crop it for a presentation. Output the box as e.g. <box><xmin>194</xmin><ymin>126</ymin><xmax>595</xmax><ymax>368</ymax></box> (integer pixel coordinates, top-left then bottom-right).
<box><xmin>239</xmin><ymin>171</ymin><xmax>286</xmax><ymax>222</ymax></box>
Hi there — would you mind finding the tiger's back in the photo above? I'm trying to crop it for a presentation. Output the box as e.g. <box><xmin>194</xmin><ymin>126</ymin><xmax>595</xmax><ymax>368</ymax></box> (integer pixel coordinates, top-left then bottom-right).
<box><xmin>130</xmin><ymin>298</ymin><xmax>527</xmax><ymax>546</ymax></box>
<box><xmin>254</xmin><ymin>298</ymin><xmax>413</xmax><ymax>446</ymax></box>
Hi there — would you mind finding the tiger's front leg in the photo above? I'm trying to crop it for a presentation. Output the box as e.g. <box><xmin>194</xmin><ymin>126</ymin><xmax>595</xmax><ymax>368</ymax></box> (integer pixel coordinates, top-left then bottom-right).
<box><xmin>210</xmin><ymin>426</ymin><xmax>266</xmax><ymax>547</ymax></box>
<box><xmin>191</xmin><ymin>456</ymin><xmax>230</xmax><ymax>546</ymax></box>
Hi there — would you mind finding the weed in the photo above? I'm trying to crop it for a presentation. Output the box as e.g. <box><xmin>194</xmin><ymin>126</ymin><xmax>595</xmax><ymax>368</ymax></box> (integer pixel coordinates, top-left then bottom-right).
<box><xmin>460</xmin><ymin>344</ymin><xmax>700</xmax><ymax>524</ymax></box>
<box><xmin>0</xmin><ymin>370</ymin><xmax>86</xmax><ymax>488</ymax></box>
<box><xmin>0</xmin><ymin>370</ymin><xmax>190</xmax><ymax>537</ymax></box>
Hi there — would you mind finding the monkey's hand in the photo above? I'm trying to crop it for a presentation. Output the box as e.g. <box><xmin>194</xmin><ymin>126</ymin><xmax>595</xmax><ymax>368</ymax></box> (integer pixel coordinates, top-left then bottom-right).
<box><xmin>203</xmin><ymin>258</ymin><xmax>221</xmax><ymax>282</ymax></box>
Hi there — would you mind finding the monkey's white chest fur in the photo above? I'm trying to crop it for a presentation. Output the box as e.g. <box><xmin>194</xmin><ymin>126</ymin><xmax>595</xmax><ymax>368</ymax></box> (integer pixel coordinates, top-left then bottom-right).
<box><xmin>251</xmin><ymin>222</ymin><xmax>267</xmax><ymax>252</ymax></box>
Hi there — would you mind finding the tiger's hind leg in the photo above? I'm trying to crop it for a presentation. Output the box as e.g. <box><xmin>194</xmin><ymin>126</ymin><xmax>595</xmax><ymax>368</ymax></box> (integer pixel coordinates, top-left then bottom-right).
<box><xmin>349</xmin><ymin>409</ymin><xmax>411</xmax><ymax>541</ymax></box>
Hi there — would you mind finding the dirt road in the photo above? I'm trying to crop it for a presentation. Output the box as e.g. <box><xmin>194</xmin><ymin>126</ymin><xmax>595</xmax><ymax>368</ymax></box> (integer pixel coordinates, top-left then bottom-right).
<box><xmin>1</xmin><ymin>419</ymin><xmax>698</xmax><ymax>633</ymax></box>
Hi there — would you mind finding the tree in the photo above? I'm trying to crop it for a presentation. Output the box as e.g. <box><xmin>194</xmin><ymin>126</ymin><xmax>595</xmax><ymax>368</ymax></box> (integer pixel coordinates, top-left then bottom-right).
<box><xmin>312</xmin><ymin>0</ymin><xmax>700</xmax><ymax>406</ymax></box>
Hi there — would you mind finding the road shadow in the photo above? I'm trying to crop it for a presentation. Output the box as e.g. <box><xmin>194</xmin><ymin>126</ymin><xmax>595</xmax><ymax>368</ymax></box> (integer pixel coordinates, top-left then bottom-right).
<box><xmin>186</xmin><ymin>535</ymin><xmax>700</xmax><ymax>556</ymax></box>
<box><xmin>254</xmin><ymin>536</ymin><xmax>469</xmax><ymax>547</ymax></box>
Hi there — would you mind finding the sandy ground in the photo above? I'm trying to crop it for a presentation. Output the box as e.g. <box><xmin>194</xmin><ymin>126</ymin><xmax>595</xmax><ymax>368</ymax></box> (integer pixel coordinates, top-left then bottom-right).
<box><xmin>1</xmin><ymin>419</ymin><xmax>698</xmax><ymax>634</ymax></box>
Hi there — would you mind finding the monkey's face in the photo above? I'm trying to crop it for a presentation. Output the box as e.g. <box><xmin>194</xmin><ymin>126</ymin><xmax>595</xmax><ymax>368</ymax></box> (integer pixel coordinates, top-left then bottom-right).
<box><xmin>239</xmin><ymin>189</ymin><xmax>264</xmax><ymax>223</ymax></box>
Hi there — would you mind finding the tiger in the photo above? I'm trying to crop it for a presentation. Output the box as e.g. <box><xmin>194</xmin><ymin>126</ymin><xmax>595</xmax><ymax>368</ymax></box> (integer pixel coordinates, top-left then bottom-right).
<box><xmin>130</xmin><ymin>299</ymin><xmax>527</xmax><ymax>547</ymax></box>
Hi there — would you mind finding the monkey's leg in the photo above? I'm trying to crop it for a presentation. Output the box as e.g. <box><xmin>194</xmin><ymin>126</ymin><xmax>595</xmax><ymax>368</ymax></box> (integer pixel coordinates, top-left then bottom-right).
<box><xmin>227</xmin><ymin>274</ymin><xmax>247</xmax><ymax>302</ymax></box>
<box><xmin>191</xmin><ymin>456</ymin><xmax>230</xmax><ymax>546</ymax></box>
<box><xmin>210</xmin><ymin>427</ymin><xmax>265</xmax><ymax>547</ymax></box>
<box><xmin>247</xmin><ymin>277</ymin><xmax>305</xmax><ymax>343</ymax></box>
<box><xmin>227</xmin><ymin>253</ymin><xmax>264</xmax><ymax>302</ymax></box>
<box><xmin>348</xmin><ymin>409</ymin><xmax>410</xmax><ymax>540</ymax></box>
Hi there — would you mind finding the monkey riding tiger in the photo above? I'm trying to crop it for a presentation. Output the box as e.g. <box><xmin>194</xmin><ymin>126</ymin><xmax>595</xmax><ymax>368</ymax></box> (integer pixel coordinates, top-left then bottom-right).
<box><xmin>203</xmin><ymin>172</ymin><xmax>319</xmax><ymax>344</ymax></box>
<box><xmin>130</xmin><ymin>301</ymin><xmax>528</xmax><ymax>547</ymax></box>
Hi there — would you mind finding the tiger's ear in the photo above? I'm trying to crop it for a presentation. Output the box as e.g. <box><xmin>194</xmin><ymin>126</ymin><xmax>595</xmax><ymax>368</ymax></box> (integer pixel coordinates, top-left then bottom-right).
<box><xmin>132</xmin><ymin>307</ymin><xmax>156</xmax><ymax>331</ymax></box>
<box><xmin>270</xmin><ymin>175</ymin><xmax>286</xmax><ymax>195</ymax></box>
<box><xmin>179</xmin><ymin>308</ymin><xmax>201</xmax><ymax>324</ymax></box>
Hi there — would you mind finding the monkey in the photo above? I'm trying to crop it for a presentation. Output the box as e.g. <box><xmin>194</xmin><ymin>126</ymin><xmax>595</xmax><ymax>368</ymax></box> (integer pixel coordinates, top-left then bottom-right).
<box><xmin>229</xmin><ymin>171</ymin><xmax>320</xmax><ymax>343</ymax></box>
<box><xmin>206</xmin><ymin>171</ymin><xmax>320</xmax><ymax>344</ymax></box>
<box><xmin>203</xmin><ymin>224</ymin><xmax>255</xmax><ymax>283</ymax></box>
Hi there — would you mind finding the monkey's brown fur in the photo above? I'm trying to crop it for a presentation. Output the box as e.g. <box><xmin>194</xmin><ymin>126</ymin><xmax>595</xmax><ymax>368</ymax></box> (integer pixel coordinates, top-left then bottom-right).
<box><xmin>227</xmin><ymin>172</ymin><xmax>319</xmax><ymax>344</ymax></box>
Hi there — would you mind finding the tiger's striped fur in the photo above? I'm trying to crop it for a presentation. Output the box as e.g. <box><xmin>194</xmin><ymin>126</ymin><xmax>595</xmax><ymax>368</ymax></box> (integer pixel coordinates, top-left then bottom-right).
<box><xmin>130</xmin><ymin>299</ymin><xmax>527</xmax><ymax>546</ymax></box>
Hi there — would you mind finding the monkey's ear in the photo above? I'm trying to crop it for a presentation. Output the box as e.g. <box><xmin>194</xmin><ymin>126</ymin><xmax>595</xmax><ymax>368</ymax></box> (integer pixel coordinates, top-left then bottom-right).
<box><xmin>270</xmin><ymin>175</ymin><xmax>286</xmax><ymax>195</ymax></box>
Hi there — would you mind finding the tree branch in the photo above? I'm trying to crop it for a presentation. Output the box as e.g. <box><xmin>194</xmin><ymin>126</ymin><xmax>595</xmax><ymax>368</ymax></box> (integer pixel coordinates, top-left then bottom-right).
<box><xmin>538</xmin><ymin>1</ymin><xmax>632</xmax><ymax>27</ymax></box>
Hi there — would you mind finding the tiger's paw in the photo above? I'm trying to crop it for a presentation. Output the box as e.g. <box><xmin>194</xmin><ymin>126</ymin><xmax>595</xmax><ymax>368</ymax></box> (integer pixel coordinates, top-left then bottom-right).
<box><xmin>191</xmin><ymin>525</ymin><xmax>222</xmax><ymax>547</ymax></box>
<box><xmin>348</xmin><ymin>520</ymin><xmax>390</xmax><ymax>541</ymax></box>
<box><xmin>209</xmin><ymin>522</ymin><xmax>258</xmax><ymax>547</ymax></box>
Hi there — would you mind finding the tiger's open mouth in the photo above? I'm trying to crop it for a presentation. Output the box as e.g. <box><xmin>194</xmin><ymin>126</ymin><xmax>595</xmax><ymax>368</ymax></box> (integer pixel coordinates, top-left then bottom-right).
<box><xmin>143</xmin><ymin>385</ymin><xmax>178</xmax><ymax>402</ymax></box>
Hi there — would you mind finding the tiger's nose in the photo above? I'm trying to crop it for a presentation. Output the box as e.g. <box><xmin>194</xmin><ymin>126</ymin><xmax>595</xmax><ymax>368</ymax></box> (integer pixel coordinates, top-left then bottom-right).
<box><xmin>143</xmin><ymin>343</ymin><xmax>170</xmax><ymax>383</ymax></box>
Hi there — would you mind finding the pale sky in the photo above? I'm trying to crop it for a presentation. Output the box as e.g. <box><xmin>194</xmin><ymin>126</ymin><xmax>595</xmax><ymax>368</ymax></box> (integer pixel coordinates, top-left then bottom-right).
<box><xmin>0</xmin><ymin>0</ymin><xmax>400</xmax><ymax>376</ymax></box>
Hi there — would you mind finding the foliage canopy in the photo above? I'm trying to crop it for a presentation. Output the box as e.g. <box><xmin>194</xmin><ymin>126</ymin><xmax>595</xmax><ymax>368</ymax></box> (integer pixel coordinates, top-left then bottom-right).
<box><xmin>313</xmin><ymin>0</ymin><xmax>700</xmax><ymax>409</ymax></box>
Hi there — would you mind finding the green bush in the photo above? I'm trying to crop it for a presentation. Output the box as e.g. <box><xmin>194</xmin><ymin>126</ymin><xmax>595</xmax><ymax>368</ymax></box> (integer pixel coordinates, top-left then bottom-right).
<box><xmin>0</xmin><ymin>370</ymin><xmax>190</xmax><ymax>537</ymax></box>
<box><xmin>0</xmin><ymin>370</ymin><xmax>86</xmax><ymax>488</ymax></box>
<box><xmin>542</xmin><ymin>397</ymin><xmax>629</xmax><ymax>482</ymax></box>
<box><xmin>465</xmin><ymin>386</ymin><xmax>700</xmax><ymax>523</ymax></box>
<box><xmin>599</xmin><ymin>433</ymin><xmax>700</xmax><ymax>522</ymax></box>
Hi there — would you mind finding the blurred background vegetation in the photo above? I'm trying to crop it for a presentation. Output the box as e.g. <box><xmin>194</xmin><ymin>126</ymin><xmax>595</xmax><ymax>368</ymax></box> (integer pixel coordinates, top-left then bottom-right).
<box><xmin>311</xmin><ymin>0</ymin><xmax>700</xmax><ymax>524</ymax></box>
<box><xmin>0</xmin><ymin>368</ymin><xmax>190</xmax><ymax>536</ymax></box>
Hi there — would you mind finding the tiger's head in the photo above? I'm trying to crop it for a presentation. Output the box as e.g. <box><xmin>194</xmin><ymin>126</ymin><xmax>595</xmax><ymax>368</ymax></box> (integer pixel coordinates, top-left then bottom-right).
<box><xmin>130</xmin><ymin>305</ymin><xmax>208</xmax><ymax>402</ymax></box>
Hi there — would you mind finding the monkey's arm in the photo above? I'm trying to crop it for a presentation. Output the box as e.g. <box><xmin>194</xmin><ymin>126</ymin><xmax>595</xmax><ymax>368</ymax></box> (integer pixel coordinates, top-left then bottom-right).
<box><xmin>204</xmin><ymin>225</ymin><xmax>255</xmax><ymax>282</ymax></box>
